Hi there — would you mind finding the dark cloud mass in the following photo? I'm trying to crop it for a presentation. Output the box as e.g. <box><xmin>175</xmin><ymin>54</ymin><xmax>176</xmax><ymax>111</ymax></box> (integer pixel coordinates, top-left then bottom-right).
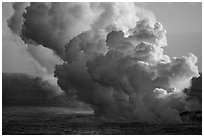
<box><xmin>7</xmin><ymin>2</ymin><xmax>201</xmax><ymax>123</ymax></box>
<box><xmin>3</xmin><ymin>73</ymin><xmax>57</xmax><ymax>106</ymax></box>
<box><xmin>2</xmin><ymin>73</ymin><xmax>90</xmax><ymax>109</ymax></box>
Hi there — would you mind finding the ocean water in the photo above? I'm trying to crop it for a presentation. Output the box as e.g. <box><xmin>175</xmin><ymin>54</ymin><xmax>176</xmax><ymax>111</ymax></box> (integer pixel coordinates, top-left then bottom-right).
<box><xmin>2</xmin><ymin>106</ymin><xmax>202</xmax><ymax>135</ymax></box>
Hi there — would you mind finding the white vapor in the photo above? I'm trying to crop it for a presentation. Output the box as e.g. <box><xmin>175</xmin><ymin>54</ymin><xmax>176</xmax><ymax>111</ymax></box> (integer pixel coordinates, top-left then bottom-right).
<box><xmin>7</xmin><ymin>2</ymin><xmax>64</xmax><ymax>95</ymax></box>
<box><xmin>7</xmin><ymin>2</ymin><xmax>200</xmax><ymax>123</ymax></box>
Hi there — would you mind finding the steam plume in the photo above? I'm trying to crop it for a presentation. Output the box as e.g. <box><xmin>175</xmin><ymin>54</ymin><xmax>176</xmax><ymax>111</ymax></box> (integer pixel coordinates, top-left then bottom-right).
<box><xmin>8</xmin><ymin>2</ymin><xmax>200</xmax><ymax>123</ymax></box>
<box><xmin>7</xmin><ymin>2</ymin><xmax>64</xmax><ymax>96</ymax></box>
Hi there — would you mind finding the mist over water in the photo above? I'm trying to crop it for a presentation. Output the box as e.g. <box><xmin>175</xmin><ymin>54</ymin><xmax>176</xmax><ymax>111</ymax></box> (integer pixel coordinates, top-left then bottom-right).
<box><xmin>7</xmin><ymin>2</ymin><xmax>200</xmax><ymax>124</ymax></box>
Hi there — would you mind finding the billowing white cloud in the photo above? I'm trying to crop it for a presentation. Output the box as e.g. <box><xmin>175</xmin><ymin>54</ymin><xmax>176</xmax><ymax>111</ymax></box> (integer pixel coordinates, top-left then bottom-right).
<box><xmin>6</xmin><ymin>2</ymin><xmax>200</xmax><ymax>123</ymax></box>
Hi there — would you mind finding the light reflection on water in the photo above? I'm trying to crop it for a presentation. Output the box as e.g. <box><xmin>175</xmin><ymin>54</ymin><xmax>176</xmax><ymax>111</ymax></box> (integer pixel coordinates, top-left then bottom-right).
<box><xmin>3</xmin><ymin>106</ymin><xmax>94</xmax><ymax>114</ymax></box>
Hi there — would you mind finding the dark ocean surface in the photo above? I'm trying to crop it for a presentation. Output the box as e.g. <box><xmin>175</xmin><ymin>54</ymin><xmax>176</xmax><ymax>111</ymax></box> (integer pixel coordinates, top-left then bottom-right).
<box><xmin>2</xmin><ymin>106</ymin><xmax>202</xmax><ymax>135</ymax></box>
